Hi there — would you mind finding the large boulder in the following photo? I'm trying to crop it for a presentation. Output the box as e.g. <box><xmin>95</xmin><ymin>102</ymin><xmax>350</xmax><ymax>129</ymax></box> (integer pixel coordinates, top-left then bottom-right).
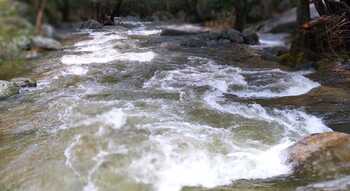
<box><xmin>80</xmin><ymin>19</ymin><xmax>103</xmax><ymax>29</ymax></box>
<box><xmin>32</xmin><ymin>36</ymin><xmax>62</xmax><ymax>50</ymax></box>
<box><xmin>0</xmin><ymin>80</ymin><xmax>19</xmax><ymax>100</ymax></box>
<box><xmin>161</xmin><ymin>24</ymin><xmax>210</xmax><ymax>36</ymax></box>
<box><xmin>287</xmin><ymin>132</ymin><xmax>350</xmax><ymax>177</ymax></box>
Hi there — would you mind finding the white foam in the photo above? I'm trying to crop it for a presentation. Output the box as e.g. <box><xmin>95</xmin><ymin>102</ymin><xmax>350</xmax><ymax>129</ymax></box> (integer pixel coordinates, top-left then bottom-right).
<box><xmin>61</xmin><ymin>50</ymin><xmax>156</xmax><ymax>65</ymax></box>
<box><xmin>61</xmin><ymin>30</ymin><xmax>156</xmax><ymax>65</ymax></box>
<box><xmin>144</xmin><ymin>57</ymin><xmax>319</xmax><ymax>99</ymax></box>
<box><xmin>62</xmin><ymin>65</ymin><xmax>89</xmax><ymax>76</ymax></box>
<box><xmin>128</xmin><ymin>28</ymin><xmax>161</xmax><ymax>36</ymax></box>
<box><xmin>98</xmin><ymin>108</ymin><xmax>127</xmax><ymax>129</ymax></box>
<box><xmin>129</xmin><ymin>122</ymin><xmax>294</xmax><ymax>191</ymax></box>
<box><xmin>203</xmin><ymin>91</ymin><xmax>331</xmax><ymax>136</ymax></box>
<box><xmin>64</xmin><ymin>135</ymin><xmax>82</xmax><ymax>177</ymax></box>
<box><xmin>75</xmin><ymin>32</ymin><xmax>125</xmax><ymax>48</ymax></box>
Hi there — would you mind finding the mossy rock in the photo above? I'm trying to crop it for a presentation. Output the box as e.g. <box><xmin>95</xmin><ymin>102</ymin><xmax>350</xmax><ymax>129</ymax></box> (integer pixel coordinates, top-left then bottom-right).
<box><xmin>279</xmin><ymin>52</ymin><xmax>306</xmax><ymax>68</ymax></box>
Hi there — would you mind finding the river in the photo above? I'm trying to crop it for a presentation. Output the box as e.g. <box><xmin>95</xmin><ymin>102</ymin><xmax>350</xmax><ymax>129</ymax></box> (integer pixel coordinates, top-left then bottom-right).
<box><xmin>0</xmin><ymin>22</ymin><xmax>333</xmax><ymax>191</ymax></box>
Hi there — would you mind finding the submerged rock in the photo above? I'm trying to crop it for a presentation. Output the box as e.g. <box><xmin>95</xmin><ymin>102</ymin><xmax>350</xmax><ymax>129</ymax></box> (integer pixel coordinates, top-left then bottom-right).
<box><xmin>32</xmin><ymin>36</ymin><xmax>62</xmax><ymax>50</ymax></box>
<box><xmin>0</xmin><ymin>80</ymin><xmax>19</xmax><ymax>100</ymax></box>
<box><xmin>287</xmin><ymin>132</ymin><xmax>350</xmax><ymax>177</ymax></box>
<box><xmin>11</xmin><ymin>77</ymin><xmax>37</xmax><ymax>88</ymax></box>
<box><xmin>80</xmin><ymin>19</ymin><xmax>103</xmax><ymax>29</ymax></box>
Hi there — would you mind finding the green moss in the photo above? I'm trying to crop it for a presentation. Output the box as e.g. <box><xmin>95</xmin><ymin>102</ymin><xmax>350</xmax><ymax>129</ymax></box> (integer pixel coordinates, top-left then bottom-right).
<box><xmin>279</xmin><ymin>52</ymin><xmax>305</xmax><ymax>68</ymax></box>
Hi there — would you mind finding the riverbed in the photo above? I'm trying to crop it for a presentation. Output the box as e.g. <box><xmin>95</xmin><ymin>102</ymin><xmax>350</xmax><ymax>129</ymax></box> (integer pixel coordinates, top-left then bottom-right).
<box><xmin>0</xmin><ymin>22</ymin><xmax>342</xmax><ymax>191</ymax></box>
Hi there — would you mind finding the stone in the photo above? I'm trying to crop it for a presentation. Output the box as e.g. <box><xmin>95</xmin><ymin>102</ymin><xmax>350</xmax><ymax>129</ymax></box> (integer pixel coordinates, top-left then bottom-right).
<box><xmin>243</xmin><ymin>32</ymin><xmax>259</xmax><ymax>45</ymax></box>
<box><xmin>222</xmin><ymin>29</ymin><xmax>244</xmax><ymax>43</ymax></box>
<box><xmin>0</xmin><ymin>80</ymin><xmax>19</xmax><ymax>100</ymax></box>
<box><xmin>42</xmin><ymin>24</ymin><xmax>56</xmax><ymax>39</ymax></box>
<box><xmin>286</xmin><ymin>132</ymin><xmax>350</xmax><ymax>177</ymax></box>
<box><xmin>161</xmin><ymin>24</ymin><xmax>209</xmax><ymax>36</ymax></box>
<box><xmin>80</xmin><ymin>19</ymin><xmax>103</xmax><ymax>29</ymax></box>
<box><xmin>11</xmin><ymin>77</ymin><xmax>37</xmax><ymax>88</ymax></box>
<box><xmin>32</xmin><ymin>36</ymin><xmax>62</xmax><ymax>50</ymax></box>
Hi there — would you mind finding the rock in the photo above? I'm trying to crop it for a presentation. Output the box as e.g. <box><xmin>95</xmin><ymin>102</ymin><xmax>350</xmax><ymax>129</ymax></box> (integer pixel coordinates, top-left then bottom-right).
<box><xmin>161</xmin><ymin>24</ymin><xmax>210</xmax><ymax>36</ymax></box>
<box><xmin>0</xmin><ymin>80</ymin><xmax>19</xmax><ymax>100</ymax></box>
<box><xmin>296</xmin><ymin>176</ymin><xmax>350</xmax><ymax>191</ymax></box>
<box><xmin>11</xmin><ymin>77</ymin><xmax>36</xmax><ymax>88</ymax></box>
<box><xmin>16</xmin><ymin>35</ymin><xmax>32</xmax><ymax>50</ymax></box>
<box><xmin>263</xmin><ymin>46</ymin><xmax>289</xmax><ymax>56</ymax></box>
<box><xmin>32</xmin><ymin>36</ymin><xmax>62</xmax><ymax>50</ymax></box>
<box><xmin>243</xmin><ymin>32</ymin><xmax>259</xmax><ymax>45</ymax></box>
<box><xmin>42</xmin><ymin>24</ymin><xmax>56</xmax><ymax>39</ymax></box>
<box><xmin>80</xmin><ymin>19</ymin><xmax>103</xmax><ymax>29</ymax></box>
<box><xmin>286</xmin><ymin>132</ymin><xmax>350</xmax><ymax>177</ymax></box>
<box><xmin>222</xmin><ymin>29</ymin><xmax>244</xmax><ymax>43</ymax></box>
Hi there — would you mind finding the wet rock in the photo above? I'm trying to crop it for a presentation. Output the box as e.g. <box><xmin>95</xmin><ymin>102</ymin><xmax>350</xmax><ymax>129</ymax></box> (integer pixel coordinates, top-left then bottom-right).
<box><xmin>296</xmin><ymin>176</ymin><xmax>350</xmax><ymax>191</ymax></box>
<box><xmin>32</xmin><ymin>36</ymin><xmax>62</xmax><ymax>50</ymax></box>
<box><xmin>0</xmin><ymin>80</ymin><xmax>19</xmax><ymax>100</ymax></box>
<box><xmin>161</xmin><ymin>24</ymin><xmax>210</xmax><ymax>36</ymax></box>
<box><xmin>287</xmin><ymin>132</ymin><xmax>350</xmax><ymax>177</ymax></box>
<box><xmin>42</xmin><ymin>24</ymin><xmax>57</xmax><ymax>39</ymax></box>
<box><xmin>243</xmin><ymin>32</ymin><xmax>259</xmax><ymax>45</ymax></box>
<box><xmin>16</xmin><ymin>35</ymin><xmax>32</xmax><ymax>50</ymax></box>
<box><xmin>264</xmin><ymin>46</ymin><xmax>289</xmax><ymax>56</ymax></box>
<box><xmin>221</xmin><ymin>29</ymin><xmax>244</xmax><ymax>43</ymax></box>
<box><xmin>80</xmin><ymin>19</ymin><xmax>103</xmax><ymax>29</ymax></box>
<box><xmin>11</xmin><ymin>77</ymin><xmax>36</xmax><ymax>88</ymax></box>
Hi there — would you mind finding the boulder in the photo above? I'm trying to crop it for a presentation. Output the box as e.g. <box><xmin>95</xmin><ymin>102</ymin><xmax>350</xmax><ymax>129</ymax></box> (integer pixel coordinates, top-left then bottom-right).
<box><xmin>243</xmin><ymin>32</ymin><xmax>260</xmax><ymax>45</ymax></box>
<box><xmin>42</xmin><ymin>24</ymin><xmax>56</xmax><ymax>39</ymax></box>
<box><xmin>32</xmin><ymin>36</ymin><xmax>62</xmax><ymax>50</ymax></box>
<box><xmin>222</xmin><ymin>29</ymin><xmax>244</xmax><ymax>43</ymax></box>
<box><xmin>161</xmin><ymin>24</ymin><xmax>210</xmax><ymax>36</ymax></box>
<box><xmin>0</xmin><ymin>80</ymin><xmax>19</xmax><ymax>100</ymax></box>
<box><xmin>11</xmin><ymin>77</ymin><xmax>36</xmax><ymax>88</ymax></box>
<box><xmin>80</xmin><ymin>19</ymin><xmax>103</xmax><ymax>29</ymax></box>
<box><xmin>286</xmin><ymin>132</ymin><xmax>350</xmax><ymax>177</ymax></box>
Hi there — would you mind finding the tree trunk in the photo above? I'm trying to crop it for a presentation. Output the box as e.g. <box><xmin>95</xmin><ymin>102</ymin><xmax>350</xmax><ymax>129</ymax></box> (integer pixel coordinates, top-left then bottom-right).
<box><xmin>35</xmin><ymin>0</ymin><xmax>47</xmax><ymax>35</ymax></box>
<box><xmin>297</xmin><ymin>0</ymin><xmax>310</xmax><ymax>26</ymax></box>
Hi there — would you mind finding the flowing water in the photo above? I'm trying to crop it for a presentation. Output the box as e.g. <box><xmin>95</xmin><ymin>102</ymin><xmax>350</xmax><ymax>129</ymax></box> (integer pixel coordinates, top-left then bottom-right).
<box><xmin>0</xmin><ymin>23</ymin><xmax>332</xmax><ymax>191</ymax></box>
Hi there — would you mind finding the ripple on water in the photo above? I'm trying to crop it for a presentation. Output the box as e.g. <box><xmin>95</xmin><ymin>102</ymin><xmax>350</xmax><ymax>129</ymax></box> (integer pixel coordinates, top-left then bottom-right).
<box><xmin>60</xmin><ymin>30</ymin><xmax>156</xmax><ymax>66</ymax></box>
<box><xmin>144</xmin><ymin>56</ymin><xmax>320</xmax><ymax>99</ymax></box>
